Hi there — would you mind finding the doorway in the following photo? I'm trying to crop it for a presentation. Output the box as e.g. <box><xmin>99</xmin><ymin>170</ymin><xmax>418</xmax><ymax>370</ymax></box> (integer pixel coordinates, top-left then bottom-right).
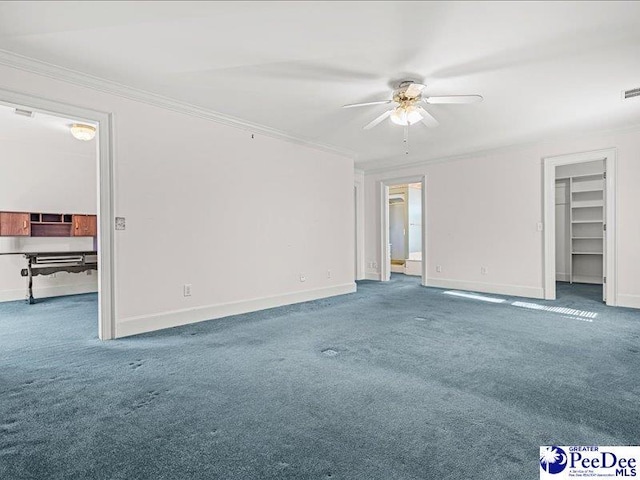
<box><xmin>379</xmin><ymin>176</ymin><xmax>426</xmax><ymax>284</ymax></box>
<box><xmin>0</xmin><ymin>89</ymin><xmax>114</xmax><ymax>339</ymax></box>
<box><xmin>543</xmin><ymin>149</ymin><xmax>617</xmax><ymax>305</ymax></box>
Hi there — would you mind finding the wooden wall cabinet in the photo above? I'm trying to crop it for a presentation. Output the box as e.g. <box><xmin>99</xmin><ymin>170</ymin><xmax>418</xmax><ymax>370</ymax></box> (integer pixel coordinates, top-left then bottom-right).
<box><xmin>0</xmin><ymin>212</ymin><xmax>30</xmax><ymax>236</ymax></box>
<box><xmin>72</xmin><ymin>215</ymin><xmax>97</xmax><ymax>237</ymax></box>
<box><xmin>0</xmin><ymin>211</ymin><xmax>96</xmax><ymax>237</ymax></box>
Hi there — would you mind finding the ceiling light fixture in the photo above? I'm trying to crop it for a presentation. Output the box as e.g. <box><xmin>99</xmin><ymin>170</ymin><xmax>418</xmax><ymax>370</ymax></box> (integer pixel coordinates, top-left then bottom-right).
<box><xmin>70</xmin><ymin>123</ymin><xmax>96</xmax><ymax>141</ymax></box>
<box><xmin>390</xmin><ymin>105</ymin><xmax>422</xmax><ymax>126</ymax></box>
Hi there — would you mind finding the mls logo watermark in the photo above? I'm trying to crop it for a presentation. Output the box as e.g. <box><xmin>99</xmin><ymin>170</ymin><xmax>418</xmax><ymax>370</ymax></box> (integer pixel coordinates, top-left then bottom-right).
<box><xmin>540</xmin><ymin>446</ymin><xmax>639</xmax><ymax>479</ymax></box>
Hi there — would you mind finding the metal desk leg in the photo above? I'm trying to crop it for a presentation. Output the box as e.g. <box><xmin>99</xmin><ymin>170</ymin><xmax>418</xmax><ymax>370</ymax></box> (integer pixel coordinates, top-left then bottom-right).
<box><xmin>27</xmin><ymin>257</ymin><xmax>34</xmax><ymax>304</ymax></box>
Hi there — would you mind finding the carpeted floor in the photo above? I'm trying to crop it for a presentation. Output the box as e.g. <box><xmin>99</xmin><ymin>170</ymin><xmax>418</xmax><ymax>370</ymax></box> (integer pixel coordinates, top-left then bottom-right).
<box><xmin>1</xmin><ymin>276</ymin><xmax>639</xmax><ymax>479</ymax></box>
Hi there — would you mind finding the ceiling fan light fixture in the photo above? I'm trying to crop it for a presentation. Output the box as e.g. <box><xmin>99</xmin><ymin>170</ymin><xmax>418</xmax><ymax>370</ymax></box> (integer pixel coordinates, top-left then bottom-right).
<box><xmin>70</xmin><ymin>123</ymin><xmax>96</xmax><ymax>141</ymax></box>
<box><xmin>390</xmin><ymin>106</ymin><xmax>422</xmax><ymax>126</ymax></box>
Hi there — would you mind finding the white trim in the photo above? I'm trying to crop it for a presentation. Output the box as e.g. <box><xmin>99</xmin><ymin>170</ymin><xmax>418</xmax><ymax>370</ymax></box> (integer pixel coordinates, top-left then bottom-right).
<box><xmin>364</xmin><ymin>272</ymin><xmax>381</xmax><ymax>281</ymax></box>
<box><xmin>380</xmin><ymin>182</ymin><xmax>390</xmax><ymax>282</ymax></box>
<box><xmin>542</xmin><ymin>148</ymin><xmax>617</xmax><ymax>305</ymax></box>
<box><xmin>427</xmin><ymin>278</ymin><xmax>544</xmax><ymax>299</ymax></box>
<box><xmin>360</xmin><ymin>123</ymin><xmax>640</xmax><ymax>173</ymax></box>
<box><xmin>116</xmin><ymin>282</ymin><xmax>356</xmax><ymax>338</ymax></box>
<box><xmin>0</xmin><ymin>49</ymin><xmax>355</xmax><ymax>160</ymax></box>
<box><xmin>0</xmin><ymin>284</ymin><xmax>97</xmax><ymax>303</ymax></box>
<box><xmin>0</xmin><ymin>88</ymin><xmax>116</xmax><ymax>340</ymax></box>
<box><xmin>354</xmin><ymin>170</ymin><xmax>365</xmax><ymax>281</ymax></box>
<box><xmin>555</xmin><ymin>273</ymin><xmax>571</xmax><ymax>282</ymax></box>
<box><xmin>617</xmin><ymin>294</ymin><xmax>640</xmax><ymax>310</ymax></box>
<box><xmin>379</xmin><ymin>175</ymin><xmax>427</xmax><ymax>285</ymax></box>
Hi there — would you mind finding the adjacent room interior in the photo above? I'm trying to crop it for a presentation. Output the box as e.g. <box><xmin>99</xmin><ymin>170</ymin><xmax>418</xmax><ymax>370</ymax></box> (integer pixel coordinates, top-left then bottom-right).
<box><xmin>388</xmin><ymin>183</ymin><xmax>423</xmax><ymax>278</ymax></box>
<box><xmin>0</xmin><ymin>2</ymin><xmax>639</xmax><ymax>480</ymax></box>
<box><xmin>0</xmin><ymin>103</ymin><xmax>99</xmax><ymax>334</ymax></box>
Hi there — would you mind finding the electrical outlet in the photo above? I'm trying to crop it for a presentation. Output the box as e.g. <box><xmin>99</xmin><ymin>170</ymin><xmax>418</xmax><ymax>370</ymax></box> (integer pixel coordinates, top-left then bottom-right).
<box><xmin>299</xmin><ymin>274</ymin><xmax>306</xmax><ymax>282</ymax></box>
<box><xmin>327</xmin><ymin>270</ymin><xmax>331</xmax><ymax>279</ymax></box>
<box><xmin>436</xmin><ymin>265</ymin><xmax>442</xmax><ymax>273</ymax></box>
<box><xmin>537</xmin><ymin>222</ymin><xmax>543</xmax><ymax>232</ymax></box>
<box><xmin>372</xmin><ymin>261</ymin><xmax>378</xmax><ymax>269</ymax></box>
<box><xmin>481</xmin><ymin>267</ymin><xmax>488</xmax><ymax>275</ymax></box>
<box><xmin>183</xmin><ymin>284</ymin><xmax>192</xmax><ymax>297</ymax></box>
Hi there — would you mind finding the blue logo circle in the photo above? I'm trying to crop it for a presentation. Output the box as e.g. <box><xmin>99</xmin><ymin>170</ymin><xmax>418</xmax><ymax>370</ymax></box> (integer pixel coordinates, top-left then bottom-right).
<box><xmin>540</xmin><ymin>446</ymin><xmax>568</xmax><ymax>474</ymax></box>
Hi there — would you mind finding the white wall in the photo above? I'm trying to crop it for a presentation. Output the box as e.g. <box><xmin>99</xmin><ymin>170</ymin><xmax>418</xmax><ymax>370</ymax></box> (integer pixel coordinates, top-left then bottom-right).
<box><xmin>0</xmin><ymin>133</ymin><xmax>97</xmax><ymax>302</ymax></box>
<box><xmin>0</xmin><ymin>63</ymin><xmax>355</xmax><ymax>337</ymax></box>
<box><xmin>363</xmin><ymin>127</ymin><xmax>640</xmax><ymax>308</ymax></box>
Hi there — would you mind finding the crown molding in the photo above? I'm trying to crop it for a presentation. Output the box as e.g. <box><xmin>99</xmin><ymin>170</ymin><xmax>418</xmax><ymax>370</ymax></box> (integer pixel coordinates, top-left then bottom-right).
<box><xmin>0</xmin><ymin>49</ymin><xmax>357</xmax><ymax>160</ymax></box>
<box><xmin>360</xmin><ymin>121</ymin><xmax>640</xmax><ymax>175</ymax></box>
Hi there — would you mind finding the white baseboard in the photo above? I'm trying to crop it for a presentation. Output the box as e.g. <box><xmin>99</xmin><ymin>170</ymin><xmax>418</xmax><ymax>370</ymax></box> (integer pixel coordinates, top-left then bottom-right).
<box><xmin>116</xmin><ymin>282</ymin><xmax>357</xmax><ymax>338</ymax></box>
<box><xmin>556</xmin><ymin>273</ymin><xmax>570</xmax><ymax>282</ymax></box>
<box><xmin>617</xmin><ymin>294</ymin><xmax>640</xmax><ymax>310</ymax></box>
<box><xmin>0</xmin><ymin>283</ymin><xmax>98</xmax><ymax>303</ymax></box>
<box><xmin>425</xmin><ymin>277</ymin><xmax>544</xmax><ymax>299</ymax></box>
<box><xmin>364</xmin><ymin>272</ymin><xmax>381</xmax><ymax>281</ymax></box>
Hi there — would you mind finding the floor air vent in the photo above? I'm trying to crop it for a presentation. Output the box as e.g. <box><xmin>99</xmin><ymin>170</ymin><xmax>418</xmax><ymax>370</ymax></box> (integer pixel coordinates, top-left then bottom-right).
<box><xmin>321</xmin><ymin>349</ymin><xmax>338</xmax><ymax>357</ymax></box>
<box><xmin>623</xmin><ymin>87</ymin><xmax>640</xmax><ymax>100</ymax></box>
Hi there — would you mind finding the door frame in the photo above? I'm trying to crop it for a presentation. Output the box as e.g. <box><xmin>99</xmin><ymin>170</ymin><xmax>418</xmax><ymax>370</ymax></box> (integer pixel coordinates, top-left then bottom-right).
<box><xmin>0</xmin><ymin>88</ymin><xmax>115</xmax><ymax>339</ymax></box>
<box><xmin>379</xmin><ymin>175</ymin><xmax>427</xmax><ymax>284</ymax></box>
<box><xmin>542</xmin><ymin>148</ymin><xmax>617</xmax><ymax>304</ymax></box>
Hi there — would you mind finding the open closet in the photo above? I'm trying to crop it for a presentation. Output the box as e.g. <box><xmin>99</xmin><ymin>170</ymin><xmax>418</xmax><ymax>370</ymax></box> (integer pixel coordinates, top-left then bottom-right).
<box><xmin>555</xmin><ymin>160</ymin><xmax>605</xmax><ymax>296</ymax></box>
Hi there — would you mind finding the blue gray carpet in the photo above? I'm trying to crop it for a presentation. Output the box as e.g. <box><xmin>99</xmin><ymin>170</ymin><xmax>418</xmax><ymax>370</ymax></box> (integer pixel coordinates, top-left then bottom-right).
<box><xmin>1</xmin><ymin>276</ymin><xmax>639</xmax><ymax>479</ymax></box>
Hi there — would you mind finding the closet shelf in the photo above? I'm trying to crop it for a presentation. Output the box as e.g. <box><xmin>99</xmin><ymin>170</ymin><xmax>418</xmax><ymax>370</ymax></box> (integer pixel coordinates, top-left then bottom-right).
<box><xmin>572</xmin><ymin>236</ymin><xmax>603</xmax><ymax>240</ymax></box>
<box><xmin>572</xmin><ymin>251</ymin><xmax>603</xmax><ymax>255</ymax></box>
<box><xmin>572</xmin><ymin>188</ymin><xmax>603</xmax><ymax>194</ymax></box>
<box><xmin>572</xmin><ymin>202</ymin><xmax>603</xmax><ymax>208</ymax></box>
<box><xmin>571</xmin><ymin>220</ymin><xmax>603</xmax><ymax>224</ymax></box>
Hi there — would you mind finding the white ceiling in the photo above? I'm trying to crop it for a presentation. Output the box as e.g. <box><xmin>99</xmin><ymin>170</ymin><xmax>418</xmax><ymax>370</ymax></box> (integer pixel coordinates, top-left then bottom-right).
<box><xmin>0</xmin><ymin>104</ymin><xmax>95</xmax><ymax>155</ymax></box>
<box><xmin>1</xmin><ymin>1</ymin><xmax>639</xmax><ymax>168</ymax></box>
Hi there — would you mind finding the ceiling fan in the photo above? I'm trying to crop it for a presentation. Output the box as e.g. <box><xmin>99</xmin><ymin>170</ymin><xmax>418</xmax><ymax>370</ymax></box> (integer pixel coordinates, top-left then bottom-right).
<box><xmin>343</xmin><ymin>80</ymin><xmax>483</xmax><ymax>132</ymax></box>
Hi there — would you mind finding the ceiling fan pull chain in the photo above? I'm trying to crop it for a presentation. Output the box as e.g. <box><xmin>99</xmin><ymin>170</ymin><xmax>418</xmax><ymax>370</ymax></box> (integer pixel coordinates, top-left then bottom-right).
<box><xmin>404</xmin><ymin>125</ymin><xmax>409</xmax><ymax>155</ymax></box>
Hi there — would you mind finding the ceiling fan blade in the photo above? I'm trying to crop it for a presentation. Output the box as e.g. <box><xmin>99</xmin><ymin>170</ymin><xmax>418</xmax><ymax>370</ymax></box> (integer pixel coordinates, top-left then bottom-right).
<box><xmin>363</xmin><ymin>110</ymin><xmax>392</xmax><ymax>130</ymax></box>
<box><xmin>424</xmin><ymin>95</ymin><xmax>483</xmax><ymax>104</ymax></box>
<box><xmin>404</xmin><ymin>83</ymin><xmax>425</xmax><ymax>98</ymax></box>
<box><xmin>416</xmin><ymin>107</ymin><xmax>439</xmax><ymax>128</ymax></box>
<box><xmin>343</xmin><ymin>100</ymin><xmax>392</xmax><ymax>109</ymax></box>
